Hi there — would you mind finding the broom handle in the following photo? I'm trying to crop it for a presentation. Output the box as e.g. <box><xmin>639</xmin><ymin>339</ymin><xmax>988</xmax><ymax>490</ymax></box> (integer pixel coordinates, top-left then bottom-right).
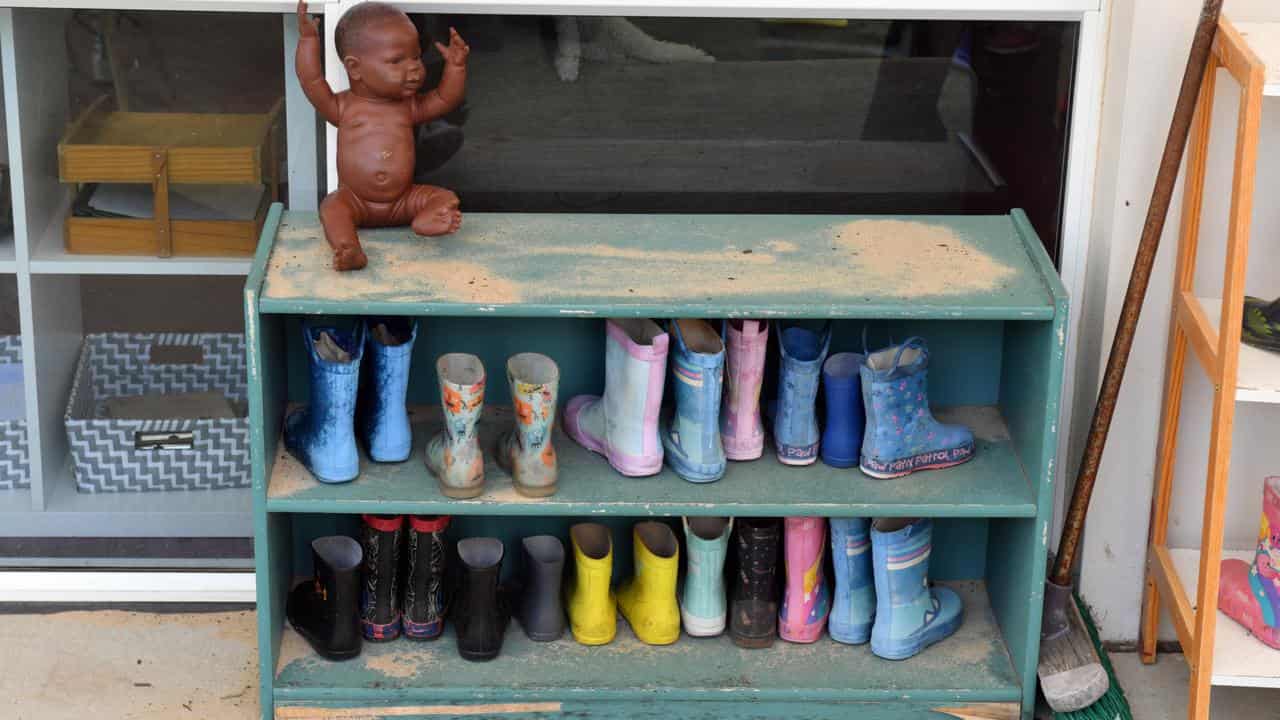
<box><xmin>1051</xmin><ymin>0</ymin><xmax>1224</xmax><ymax>587</ymax></box>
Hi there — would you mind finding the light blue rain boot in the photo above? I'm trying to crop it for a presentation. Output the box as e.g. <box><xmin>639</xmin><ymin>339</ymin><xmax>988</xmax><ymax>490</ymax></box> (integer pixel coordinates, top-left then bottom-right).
<box><xmin>860</xmin><ymin>337</ymin><xmax>974</xmax><ymax>479</ymax></box>
<box><xmin>681</xmin><ymin>516</ymin><xmax>732</xmax><ymax>637</ymax></box>
<box><xmin>285</xmin><ymin>323</ymin><xmax>365</xmax><ymax>484</ymax></box>
<box><xmin>661</xmin><ymin>319</ymin><xmax>726</xmax><ymax>483</ymax></box>
<box><xmin>869</xmin><ymin>517</ymin><xmax>963</xmax><ymax>660</ymax></box>
<box><xmin>828</xmin><ymin>517</ymin><xmax>875</xmax><ymax>644</ymax></box>
<box><xmin>361</xmin><ymin>318</ymin><xmax>417</xmax><ymax>463</ymax></box>
<box><xmin>773</xmin><ymin>322</ymin><xmax>831</xmax><ymax>466</ymax></box>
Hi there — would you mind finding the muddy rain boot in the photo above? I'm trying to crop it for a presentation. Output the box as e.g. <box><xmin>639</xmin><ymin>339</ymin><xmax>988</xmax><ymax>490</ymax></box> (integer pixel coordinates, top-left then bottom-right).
<box><xmin>773</xmin><ymin>322</ymin><xmax>831</xmax><ymax>466</ymax></box>
<box><xmin>454</xmin><ymin>537</ymin><xmax>508</xmax><ymax>662</ymax></box>
<box><xmin>359</xmin><ymin>514</ymin><xmax>404</xmax><ymax>641</ymax></box>
<box><xmin>361</xmin><ymin>318</ymin><xmax>417</xmax><ymax>463</ymax></box>
<box><xmin>404</xmin><ymin>515</ymin><xmax>450</xmax><ymax>640</ymax></box>
<box><xmin>425</xmin><ymin>353</ymin><xmax>486</xmax><ymax>498</ymax></box>
<box><xmin>721</xmin><ymin>320</ymin><xmax>768</xmax><ymax>462</ymax></box>
<box><xmin>729</xmin><ymin>518</ymin><xmax>780</xmax><ymax>649</ymax></box>
<box><xmin>860</xmin><ymin>337</ymin><xmax>974</xmax><ymax>479</ymax></box>
<box><xmin>662</xmin><ymin>319</ymin><xmax>727</xmax><ymax>483</ymax></box>
<box><xmin>1219</xmin><ymin>477</ymin><xmax>1280</xmax><ymax>649</ymax></box>
<box><xmin>285</xmin><ymin>324</ymin><xmax>364</xmax><ymax>484</ymax></box>
<box><xmin>518</xmin><ymin>535</ymin><xmax>566</xmax><ymax>642</ymax></box>
<box><xmin>829</xmin><ymin>517</ymin><xmax>875</xmax><ymax>645</ymax></box>
<box><xmin>497</xmin><ymin>353</ymin><xmax>559</xmax><ymax>497</ymax></box>
<box><xmin>681</xmin><ymin>516</ymin><xmax>732</xmax><ymax>637</ymax></box>
<box><xmin>617</xmin><ymin>521</ymin><xmax>680</xmax><ymax>645</ymax></box>
<box><xmin>564</xmin><ymin>319</ymin><xmax>668</xmax><ymax>477</ymax></box>
<box><xmin>779</xmin><ymin>517</ymin><xmax>830</xmax><ymax>643</ymax></box>
<box><xmin>566</xmin><ymin>522</ymin><xmax>617</xmax><ymax>646</ymax></box>
<box><xmin>287</xmin><ymin>536</ymin><xmax>363</xmax><ymax>660</ymax></box>
<box><xmin>870</xmin><ymin>517</ymin><xmax>962</xmax><ymax>660</ymax></box>
<box><xmin>821</xmin><ymin>353</ymin><xmax>866</xmax><ymax>469</ymax></box>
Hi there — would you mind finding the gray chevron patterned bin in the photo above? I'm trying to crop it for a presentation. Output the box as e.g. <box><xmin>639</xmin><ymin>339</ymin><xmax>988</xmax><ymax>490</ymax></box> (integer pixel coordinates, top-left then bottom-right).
<box><xmin>0</xmin><ymin>335</ymin><xmax>29</xmax><ymax>490</ymax></box>
<box><xmin>65</xmin><ymin>333</ymin><xmax>250</xmax><ymax>493</ymax></box>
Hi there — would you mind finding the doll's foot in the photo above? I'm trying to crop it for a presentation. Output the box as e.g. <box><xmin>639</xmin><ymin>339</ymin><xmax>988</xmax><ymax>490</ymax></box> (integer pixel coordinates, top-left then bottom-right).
<box><xmin>412</xmin><ymin>204</ymin><xmax>463</xmax><ymax>237</ymax></box>
<box><xmin>332</xmin><ymin>244</ymin><xmax>368</xmax><ymax>271</ymax></box>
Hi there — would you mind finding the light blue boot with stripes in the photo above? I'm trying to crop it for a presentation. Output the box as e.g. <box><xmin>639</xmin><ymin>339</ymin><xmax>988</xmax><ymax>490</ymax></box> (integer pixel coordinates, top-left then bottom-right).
<box><xmin>681</xmin><ymin>516</ymin><xmax>732</xmax><ymax>636</ymax></box>
<box><xmin>828</xmin><ymin>517</ymin><xmax>875</xmax><ymax>645</ymax></box>
<box><xmin>661</xmin><ymin>319</ymin><xmax>726</xmax><ymax>483</ymax></box>
<box><xmin>870</xmin><ymin>517</ymin><xmax>963</xmax><ymax>660</ymax></box>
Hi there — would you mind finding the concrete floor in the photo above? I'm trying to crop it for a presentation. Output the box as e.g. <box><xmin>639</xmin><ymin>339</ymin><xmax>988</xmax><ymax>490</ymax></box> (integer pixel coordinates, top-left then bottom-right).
<box><xmin>3</xmin><ymin>608</ymin><xmax>1277</xmax><ymax>719</ymax></box>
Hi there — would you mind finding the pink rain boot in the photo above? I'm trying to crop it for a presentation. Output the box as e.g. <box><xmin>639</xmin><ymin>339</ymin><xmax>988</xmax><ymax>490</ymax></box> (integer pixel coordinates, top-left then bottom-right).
<box><xmin>720</xmin><ymin>320</ymin><xmax>768</xmax><ymax>461</ymax></box>
<box><xmin>779</xmin><ymin>516</ymin><xmax>830</xmax><ymax>643</ymax></box>
<box><xmin>1219</xmin><ymin>477</ymin><xmax>1280</xmax><ymax>649</ymax></box>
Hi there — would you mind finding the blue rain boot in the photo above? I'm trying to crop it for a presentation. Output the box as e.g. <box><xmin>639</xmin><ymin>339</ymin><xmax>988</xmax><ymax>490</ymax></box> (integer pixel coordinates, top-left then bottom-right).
<box><xmin>285</xmin><ymin>323</ymin><xmax>365</xmax><ymax>484</ymax></box>
<box><xmin>821</xmin><ymin>353</ymin><xmax>865</xmax><ymax>469</ymax></box>
<box><xmin>773</xmin><ymin>322</ymin><xmax>831</xmax><ymax>466</ymax></box>
<box><xmin>870</xmin><ymin>518</ymin><xmax>963</xmax><ymax>660</ymax></box>
<box><xmin>681</xmin><ymin>516</ymin><xmax>732</xmax><ymax>636</ymax></box>
<box><xmin>361</xmin><ymin>318</ymin><xmax>417</xmax><ymax>463</ymax></box>
<box><xmin>828</xmin><ymin>517</ymin><xmax>875</xmax><ymax>644</ymax></box>
<box><xmin>860</xmin><ymin>337</ymin><xmax>974</xmax><ymax>479</ymax></box>
<box><xmin>661</xmin><ymin>319</ymin><xmax>727</xmax><ymax>483</ymax></box>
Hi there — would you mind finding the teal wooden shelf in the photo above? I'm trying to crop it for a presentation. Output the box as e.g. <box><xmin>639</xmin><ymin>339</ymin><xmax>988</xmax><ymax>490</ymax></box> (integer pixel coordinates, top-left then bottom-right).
<box><xmin>267</xmin><ymin>404</ymin><xmax>1035</xmax><ymax>518</ymax></box>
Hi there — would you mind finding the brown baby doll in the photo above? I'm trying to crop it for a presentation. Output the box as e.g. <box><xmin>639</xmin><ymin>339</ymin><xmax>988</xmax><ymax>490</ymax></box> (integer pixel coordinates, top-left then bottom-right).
<box><xmin>296</xmin><ymin>0</ymin><xmax>469</xmax><ymax>271</ymax></box>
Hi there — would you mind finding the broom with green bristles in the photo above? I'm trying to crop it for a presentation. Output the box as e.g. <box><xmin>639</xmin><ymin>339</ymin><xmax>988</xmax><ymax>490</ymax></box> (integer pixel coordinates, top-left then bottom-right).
<box><xmin>1038</xmin><ymin>0</ymin><xmax>1223</xmax><ymax>717</ymax></box>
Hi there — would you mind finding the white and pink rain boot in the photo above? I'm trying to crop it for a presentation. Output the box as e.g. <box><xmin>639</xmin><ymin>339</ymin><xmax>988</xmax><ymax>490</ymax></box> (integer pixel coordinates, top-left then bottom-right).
<box><xmin>720</xmin><ymin>320</ymin><xmax>768</xmax><ymax>461</ymax></box>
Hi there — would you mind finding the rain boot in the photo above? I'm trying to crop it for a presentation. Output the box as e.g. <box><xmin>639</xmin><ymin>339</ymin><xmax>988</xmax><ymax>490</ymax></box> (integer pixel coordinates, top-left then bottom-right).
<box><xmin>454</xmin><ymin>537</ymin><xmax>507</xmax><ymax>662</ymax></box>
<box><xmin>774</xmin><ymin>322</ymin><xmax>831</xmax><ymax>466</ymax></box>
<box><xmin>681</xmin><ymin>516</ymin><xmax>732</xmax><ymax>637</ymax></box>
<box><xmin>566</xmin><ymin>522</ymin><xmax>617</xmax><ymax>646</ymax></box>
<box><xmin>870</xmin><ymin>517</ymin><xmax>963</xmax><ymax>660</ymax></box>
<box><xmin>661</xmin><ymin>319</ymin><xmax>726</xmax><ymax>483</ymax></box>
<box><xmin>821</xmin><ymin>353</ymin><xmax>865</xmax><ymax>469</ymax></box>
<box><xmin>425</xmin><ymin>353</ymin><xmax>486</xmax><ymax>498</ymax></box>
<box><xmin>829</xmin><ymin>517</ymin><xmax>875</xmax><ymax>645</ymax></box>
<box><xmin>361</xmin><ymin>318</ymin><xmax>416</xmax><ymax>463</ymax></box>
<box><xmin>285</xmin><ymin>324</ymin><xmax>364</xmax><ymax>484</ymax></box>
<box><xmin>779</xmin><ymin>516</ymin><xmax>830</xmax><ymax>643</ymax></box>
<box><xmin>497</xmin><ymin>353</ymin><xmax>559</xmax><ymax>497</ymax></box>
<box><xmin>564</xmin><ymin>319</ymin><xmax>668</xmax><ymax>477</ymax></box>
<box><xmin>404</xmin><ymin>515</ymin><xmax>450</xmax><ymax>640</ymax></box>
<box><xmin>729</xmin><ymin>518</ymin><xmax>780</xmax><ymax>648</ymax></box>
<box><xmin>721</xmin><ymin>320</ymin><xmax>768</xmax><ymax>461</ymax></box>
<box><xmin>616</xmin><ymin>521</ymin><xmax>680</xmax><ymax>645</ymax></box>
<box><xmin>860</xmin><ymin>337</ymin><xmax>974</xmax><ymax>479</ymax></box>
<box><xmin>1219</xmin><ymin>477</ymin><xmax>1280</xmax><ymax>649</ymax></box>
<box><xmin>359</xmin><ymin>514</ymin><xmax>403</xmax><ymax>641</ymax></box>
<box><xmin>518</xmin><ymin>535</ymin><xmax>566</xmax><ymax>641</ymax></box>
<box><xmin>287</xmin><ymin>536</ymin><xmax>363</xmax><ymax>660</ymax></box>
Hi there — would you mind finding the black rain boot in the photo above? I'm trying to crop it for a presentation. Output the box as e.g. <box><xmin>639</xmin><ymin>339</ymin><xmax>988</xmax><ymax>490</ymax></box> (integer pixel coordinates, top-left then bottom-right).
<box><xmin>454</xmin><ymin>537</ymin><xmax>508</xmax><ymax>662</ymax></box>
<box><xmin>288</xmin><ymin>536</ymin><xmax>363</xmax><ymax>660</ymax></box>
<box><xmin>517</xmin><ymin>535</ymin><xmax>566</xmax><ymax>642</ymax></box>
<box><xmin>360</xmin><ymin>514</ymin><xmax>403</xmax><ymax>641</ymax></box>
<box><xmin>404</xmin><ymin>515</ymin><xmax>451</xmax><ymax>640</ymax></box>
<box><xmin>729</xmin><ymin>518</ymin><xmax>781</xmax><ymax>649</ymax></box>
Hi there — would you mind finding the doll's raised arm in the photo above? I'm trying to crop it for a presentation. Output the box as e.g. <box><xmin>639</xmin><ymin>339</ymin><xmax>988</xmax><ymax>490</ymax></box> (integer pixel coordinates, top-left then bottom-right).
<box><xmin>296</xmin><ymin>0</ymin><xmax>342</xmax><ymax>126</ymax></box>
<box><xmin>412</xmin><ymin>27</ymin><xmax>469</xmax><ymax>124</ymax></box>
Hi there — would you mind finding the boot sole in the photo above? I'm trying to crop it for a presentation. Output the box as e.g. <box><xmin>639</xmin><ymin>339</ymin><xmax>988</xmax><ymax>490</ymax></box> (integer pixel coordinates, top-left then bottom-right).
<box><xmin>861</xmin><ymin>445</ymin><xmax>975</xmax><ymax>479</ymax></box>
<box><xmin>514</xmin><ymin>482</ymin><xmax>558</xmax><ymax>498</ymax></box>
<box><xmin>731</xmin><ymin>632</ymin><xmax>776</xmax><ymax>649</ymax></box>
<box><xmin>777</xmin><ymin>455</ymin><xmax>818</xmax><ymax>467</ymax></box>
<box><xmin>458</xmin><ymin>648</ymin><xmax>501</xmax><ymax>662</ymax></box>
<box><xmin>681</xmin><ymin>610</ymin><xmax>726</xmax><ymax>637</ymax></box>
<box><xmin>438</xmin><ymin>481</ymin><xmax>484</xmax><ymax>499</ymax></box>
<box><xmin>871</xmin><ymin>612</ymin><xmax>963</xmax><ymax>660</ymax></box>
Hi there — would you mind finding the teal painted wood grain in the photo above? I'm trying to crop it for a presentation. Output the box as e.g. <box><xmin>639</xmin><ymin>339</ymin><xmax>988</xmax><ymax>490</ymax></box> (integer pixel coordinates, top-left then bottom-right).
<box><xmin>275</xmin><ymin>700</ymin><xmax>1019</xmax><ymax>719</ymax></box>
<box><xmin>258</xmin><ymin>212</ymin><xmax>1058</xmax><ymax>320</ymax></box>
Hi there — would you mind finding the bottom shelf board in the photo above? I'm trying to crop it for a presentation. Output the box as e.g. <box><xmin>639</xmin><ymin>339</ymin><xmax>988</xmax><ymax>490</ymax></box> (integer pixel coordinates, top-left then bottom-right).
<box><xmin>1170</xmin><ymin>547</ymin><xmax>1280</xmax><ymax>688</ymax></box>
<box><xmin>273</xmin><ymin>580</ymin><xmax>1020</xmax><ymax>705</ymax></box>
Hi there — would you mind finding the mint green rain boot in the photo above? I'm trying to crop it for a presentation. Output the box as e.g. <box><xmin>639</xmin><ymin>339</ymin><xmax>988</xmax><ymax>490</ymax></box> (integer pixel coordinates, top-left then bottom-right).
<box><xmin>681</xmin><ymin>516</ymin><xmax>732</xmax><ymax>637</ymax></box>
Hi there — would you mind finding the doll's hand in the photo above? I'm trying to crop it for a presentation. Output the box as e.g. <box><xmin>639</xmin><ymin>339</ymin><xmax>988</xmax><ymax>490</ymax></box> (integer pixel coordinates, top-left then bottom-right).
<box><xmin>297</xmin><ymin>0</ymin><xmax>320</xmax><ymax>38</ymax></box>
<box><xmin>434</xmin><ymin>27</ymin><xmax>471</xmax><ymax>67</ymax></box>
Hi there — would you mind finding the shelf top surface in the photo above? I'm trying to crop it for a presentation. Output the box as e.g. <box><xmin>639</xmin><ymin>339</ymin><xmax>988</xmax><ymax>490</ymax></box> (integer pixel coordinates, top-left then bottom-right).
<box><xmin>267</xmin><ymin>405</ymin><xmax>1036</xmax><ymax>517</ymax></box>
<box><xmin>256</xmin><ymin>210</ymin><xmax>1060</xmax><ymax>319</ymax></box>
<box><xmin>274</xmin><ymin>579</ymin><xmax>1019</xmax><ymax>702</ymax></box>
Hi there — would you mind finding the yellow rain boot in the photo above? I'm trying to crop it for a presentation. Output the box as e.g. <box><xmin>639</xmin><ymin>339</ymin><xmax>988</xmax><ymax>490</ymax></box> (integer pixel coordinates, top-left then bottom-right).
<box><xmin>566</xmin><ymin>523</ymin><xmax>617</xmax><ymax>645</ymax></box>
<box><xmin>616</xmin><ymin>521</ymin><xmax>680</xmax><ymax>645</ymax></box>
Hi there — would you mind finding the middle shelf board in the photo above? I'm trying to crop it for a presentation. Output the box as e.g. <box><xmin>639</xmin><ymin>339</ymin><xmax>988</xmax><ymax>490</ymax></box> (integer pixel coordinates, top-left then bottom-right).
<box><xmin>266</xmin><ymin>404</ymin><xmax>1036</xmax><ymax>518</ymax></box>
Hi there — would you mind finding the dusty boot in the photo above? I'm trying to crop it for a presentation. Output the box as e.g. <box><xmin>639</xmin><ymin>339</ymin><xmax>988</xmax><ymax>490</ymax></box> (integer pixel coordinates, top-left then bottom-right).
<box><xmin>870</xmin><ymin>518</ymin><xmax>962</xmax><ymax>660</ymax></box>
<box><xmin>681</xmin><ymin>516</ymin><xmax>732</xmax><ymax>637</ymax></box>
<box><xmin>1219</xmin><ymin>477</ymin><xmax>1280</xmax><ymax>649</ymax></box>
<box><xmin>773</xmin><ymin>322</ymin><xmax>831</xmax><ymax>466</ymax></box>
<box><xmin>779</xmin><ymin>517</ymin><xmax>830</xmax><ymax>643</ymax></box>
<box><xmin>454</xmin><ymin>537</ymin><xmax>508</xmax><ymax>662</ymax></box>
<box><xmin>729</xmin><ymin>518</ymin><xmax>780</xmax><ymax>648</ymax></box>
<box><xmin>285</xmin><ymin>324</ymin><xmax>364</xmax><ymax>483</ymax></box>
<box><xmin>661</xmin><ymin>319</ymin><xmax>726</xmax><ymax>483</ymax></box>
<box><xmin>616</xmin><ymin>521</ymin><xmax>680</xmax><ymax>645</ymax></box>
<box><xmin>828</xmin><ymin>517</ymin><xmax>875</xmax><ymax>645</ymax></box>
<box><xmin>359</xmin><ymin>515</ymin><xmax>404</xmax><ymax>641</ymax></box>
<box><xmin>287</xmin><ymin>536</ymin><xmax>363</xmax><ymax>660</ymax></box>
<box><xmin>497</xmin><ymin>353</ymin><xmax>559</xmax><ymax>497</ymax></box>
<box><xmin>566</xmin><ymin>523</ymin><xmax>617</xmax><ymax>645</ymax></box>
<box><xmin>720</xmin><ymin>320</ymin><xmax>768</xmax><ymax>461</ymax></box>
<box><xmin>564</xmin><ymin>319</ymin><xmax>668</xmax><ymax>477</ymax></box>
<box><xmin>404</xmin><ymin>515</ymin><xmax>450</xmax><ymax>640</ymax></box>
<box><xmin>518</xmin><ymin>535</ymin><xmax>566</xmax><ymax>641</ymax></box>
<box><xmin>361</xmin><ymin>318</ymin><xmax>417</xmax><ymax>463</ymax></box>
<box><xmin>425</xmin><ymin>353</ymin><xmax>486</xmax><ymax>498</ymax></box>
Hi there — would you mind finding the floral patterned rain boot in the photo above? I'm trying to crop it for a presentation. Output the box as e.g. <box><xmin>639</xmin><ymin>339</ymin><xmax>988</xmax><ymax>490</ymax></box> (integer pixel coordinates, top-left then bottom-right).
<box><xmin>870</xmin><ymin>517</ymin><xmax>963</xmax><ymax>660</ymax></box>
<box><xmin>828</xmin><ymin>517</ymin><xmax>875</xmax><ymax>644</ymax></box>
<box><xmin>661</xmin><ymin>319</ymin><xmax>727</xmax><ymax>483</ymax></box>
<box><xmin>720</xmin><ymin>320</ymin><xmax>768</xmax><ymax>461</ymax></box>
<box><xmin>779</xmin><ymin>516</ymin><xmax>830</xmax><ymax>643</ymax></box>
<box><xmin>774</xmin><ymin>322</ymin><xmax>831</xmax><ymax>466</ymax></box>
<box><xmin>285</xmin><ymin>323</ymin><xmax>364</xmax><ymax>484</ymax></box>
<box><xmin>359</xmin><ymin>514</ymin><xmax>404</xmax><ymax>641</ymax></box>
<box><xmin>1219</xmin><ymin>477</ymin><xmax>1280</xmax><ymax>649</ymax></box>
<box><xmin>860</xmin><ymin>337</ymin><xmax>974</xmax><ymax>479</ymax></box>
<box><xmin>361</xmin><ymin>318</ymin><xmax>416</xmax><ymax>463</ymax></box>
<box><xmin>425</xmin><ymin>353</ymin><xmax>486</xmax><ymax>498</ymax></box>
<box><xmin>497</xmin><ymin>353</ymin><xmax>559</xmax><ymax>497</ymax></box>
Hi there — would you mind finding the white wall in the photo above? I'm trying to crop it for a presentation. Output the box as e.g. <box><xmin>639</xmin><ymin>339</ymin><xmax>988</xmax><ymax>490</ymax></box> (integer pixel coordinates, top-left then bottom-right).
<box><xmin>1078</xmin><ymin>0</ymin><xmax>1280</xmax><ymax>643</ymax></box>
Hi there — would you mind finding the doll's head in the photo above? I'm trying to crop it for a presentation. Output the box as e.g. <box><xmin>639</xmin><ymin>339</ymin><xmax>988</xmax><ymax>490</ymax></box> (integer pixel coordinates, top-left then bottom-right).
<box><xmin>335</xmin><ymin>2</ymin><xmax>425</xmax><ymax>100</ymax></box>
